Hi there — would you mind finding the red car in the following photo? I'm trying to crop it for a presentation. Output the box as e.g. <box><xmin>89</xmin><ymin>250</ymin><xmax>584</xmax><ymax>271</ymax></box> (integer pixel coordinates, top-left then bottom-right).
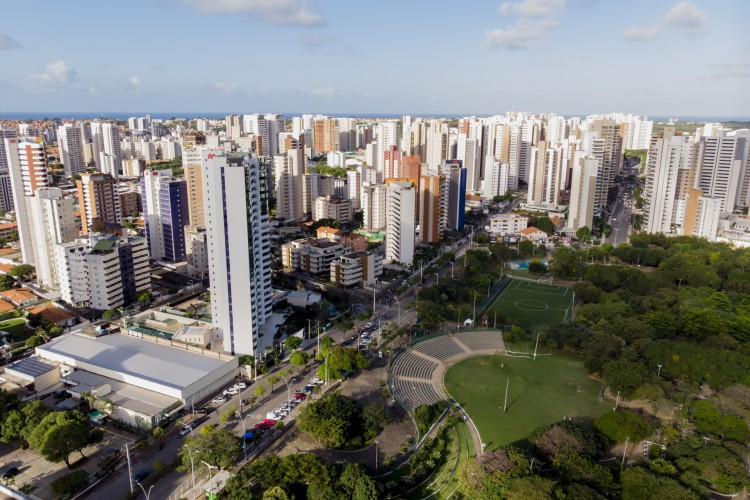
<box><xmin>262</xmin><ymin>419</ymin><xmax>277</xmax><ymax>425</ymax></box>
<box><xmin>254</xmin><ymin>423</ymin><xmax>270</xmax><ymax>430</ymax></box>
<box><xmin>293</xmin><ymin>393</ymin><xmax>306</xmax><ymax>401</ymax></box>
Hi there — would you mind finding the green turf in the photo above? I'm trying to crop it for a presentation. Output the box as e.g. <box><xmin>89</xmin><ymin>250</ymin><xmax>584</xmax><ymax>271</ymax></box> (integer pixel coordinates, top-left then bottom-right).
<box><xmin>488</xmin><ymin>279</ymin><xmax>572</xmax><ymax>329</ymax></box>
<box><xmin>444</xmin><ymin>354</ymin><xmax>608</xmax><ymax>450</ymax></box>
<box><xmin>0</xmin><ymin>318</ymin><xmax>29</xmax><ymax>341</ymax></box>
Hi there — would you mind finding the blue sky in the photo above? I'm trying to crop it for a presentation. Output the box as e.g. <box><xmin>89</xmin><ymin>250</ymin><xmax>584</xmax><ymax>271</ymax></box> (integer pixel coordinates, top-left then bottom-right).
<box><xmin>0</xmin><ymin>0</ymin><xmax>747</xmax><ymax>117</ymax></box>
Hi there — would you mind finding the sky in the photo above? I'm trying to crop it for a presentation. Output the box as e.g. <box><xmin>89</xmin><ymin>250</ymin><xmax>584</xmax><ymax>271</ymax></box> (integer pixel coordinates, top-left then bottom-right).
<box><xmin>0</xmin><ymin>0</ymin><xmax>748</xmax><ymax>118</ymax></box>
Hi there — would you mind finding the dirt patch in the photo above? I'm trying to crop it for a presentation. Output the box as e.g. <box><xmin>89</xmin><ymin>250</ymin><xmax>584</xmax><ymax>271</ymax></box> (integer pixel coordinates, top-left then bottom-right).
<box><xmin>275</xmin><ymin>354</ymin><xmax>415</xmax><ymax>473</ymax></box>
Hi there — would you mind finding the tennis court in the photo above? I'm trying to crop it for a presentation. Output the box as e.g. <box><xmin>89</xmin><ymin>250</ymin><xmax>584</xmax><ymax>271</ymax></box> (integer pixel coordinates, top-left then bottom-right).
<box><xmin>487</xmin><ymin>278</ymin><xmax>573</xmax><ymax>329</ymax></box>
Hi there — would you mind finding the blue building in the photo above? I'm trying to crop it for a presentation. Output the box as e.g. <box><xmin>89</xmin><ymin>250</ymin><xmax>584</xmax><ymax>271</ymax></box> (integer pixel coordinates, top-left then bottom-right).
<box><xmin>141</xmin><ymin>170</ymin><xmax>188</xmax><ymax>262</ymax></box>
<box><xmin>442</xmin><ymin>160</ymin><xmax>466</xmax><ymax>231</ymax></box>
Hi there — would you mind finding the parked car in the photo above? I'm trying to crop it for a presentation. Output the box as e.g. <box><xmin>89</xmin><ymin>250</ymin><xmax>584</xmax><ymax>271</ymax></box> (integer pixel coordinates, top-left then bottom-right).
<box><xmin>211</xmin><ymin>396</ymin><xmax>226</xmax><ymax>404</ymax></box>
<box><xmin>180</xmin><ymin>426</ymin><xmax>192</xmax><ymax>437</ymax></box>
<box><xmin>311</xmin><ymin>377</ymin><xmax>324</xmax><ymax>385</ymax></box>
<box><xmin>233</xmin><ymin>382</ymin><xmax>247</xmax><ymax>390</ymax></box>
<box><xmin>262</xmin><ymin>419</ymin><xmax>277</xmax><ymax>426</ymax></box>
<box><xmin>133</xmin><ymin>470</ymin><xmax>150</xmax><ymax>483</ymax></box>
<box><xmin>293</xmin><ymin>393</ymin><xmax>307</xmax><ymax>401</ymax></box>
<box><xmin>302</xmin><ymin>385</ymin><xmax>314</xmax><ymax>395</ymax></box>
<box><xmin>223</xmin><ymin>388</ymin><xmax>239</xmax><ymax>396</ymax></box>
<box><xmin>2</xmin><ymin>467</ymin><xmax>19</xmax><ymax>480</ymax></box>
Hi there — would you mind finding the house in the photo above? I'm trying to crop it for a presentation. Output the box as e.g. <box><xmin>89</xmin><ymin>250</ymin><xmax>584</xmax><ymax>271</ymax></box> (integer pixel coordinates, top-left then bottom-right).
<box><xmin>0</xmin><ymin>288</ymin><xmax>39</xmax><ymax>308</ymax></box>
<box><xmin>519</xmin><ymin>226</ymin><xmax>549</xmax><ymax>244</ymax></box>
<box><xmin>27</xmin><ymin>304</ymin><xmax>77</xmax><ymax>327</ymax></box>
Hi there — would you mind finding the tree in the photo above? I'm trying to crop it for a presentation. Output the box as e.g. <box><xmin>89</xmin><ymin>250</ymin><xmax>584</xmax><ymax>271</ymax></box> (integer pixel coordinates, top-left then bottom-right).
<box><xmin>267</xmin><ymin>375</ymin><xmax>281</xmax><ymax>393</ymax></box>
<box><xmin>594</xmin><ymin>410</ymin><xmax>652</xmax><ymax>442</ymax></box>
<box><xmin>137</xmin><ymin>291</ymin><xmax>153</xmax><ymax>304</ymax></box>
<box><xmin>602</xmin><ymin>359</ymin><xmax>650</xmax><ymax>398</ymax></box>
<box><xmin>297</xmin><ymin>393</ymin><xmax>360</xmax><ymax>448</ymax></box>
<box><xmin>178</xmin><ymin>428</ymin><xmax>240</xmax><ymax>471</ymax></box>
<box><xmin>338</xmin><ymin>463</ymin><xmax>378</xmax><ymax>500</ymax></box>
<box><xmin>152</xmin><ymin>427</ymin><xmax>164</xmax><ymax>440</ymax></box>
<box><xmin>316</xmin><ymin>346</ymin><xmax>367</xmax><ymax>380</ymax></box>
<box><xmin>621</xmin><ymin>467</ymin><xmax>699</xmax><ymax>500</ymax></box>
<box><xmin>0</xmin><ymin>274</ymin><xmax>15</xmax><ymax>291</ymax></box>
<box><xmin>533</xmin><ymin>425</ymin><xmax>584</xmax><ymax>459</ymax></box>
<box><xmin>102</xmin><ymin>309</ymin><xmax>119</xmax><ymax>321</ymax></box>
<box><xmin>284</xmin><ymin>336</ymin><xmax>302</xmax><ymax>351</ymax></box>
<box><xmin>361</xmin><ymin>402</ymin><xmax>390</xmax><ymax>439</ymax></box>
<box><xmin>220</xmin><ymin>405</ymin><xmax>237</xmax><ymax>424</ymax></box>
<box><xmin>290</xmin><ymin>351</ymin><xmax>310</xmax><ymax>369</ymax></box>
<box><xmin>254</xmin><ymin>385</ymin><xmax>267</xmax><ymax>400</ymax></box>
<box><xmin>28</xmin><ymin>411</ymin><xmax>91</xmax><ymax>467</ymax></box>
<box><xmin>262</xmin><ymin>486</ymin><xmax>290</xmax><ymax>500</ymax></box>
<box><xmin>505</xmin><ymin>476</ymin><xmax>556</xmax><ymax>500</ymax></box>
<box><xmin>576</xmin><ymin>226</ymin><xmax>591</xmax><ymax>241</ymax></box>
<box><xmin>25</xmin><ymin>335</ymin><xmax>45</xmax><ymax>349</ymax></box>
<box><xmin>9</xmin><ymin>264</ymin><xmax>35</xmax><ymax>281</ymax></box>
<box><xmin>50</xmin><ymin>470</ymin><xmax>89</xmax><ymax>498</ymax></box>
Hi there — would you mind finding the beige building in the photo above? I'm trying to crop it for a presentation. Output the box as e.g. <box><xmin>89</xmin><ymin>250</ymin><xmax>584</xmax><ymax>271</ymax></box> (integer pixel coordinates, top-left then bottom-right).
<box><xmin>281</xmin><ymin>238</ymin><xmax>345</xmax><ymax>275</ymax></box>
<box><xmin>77</xmin><ymin>173</ymin><xmax>121</xmax><ymax>235</ymax></box>
<box><xmin>185</xmin><ymin>225</ymin><xmax>208</xmax><ymax>278</ymax></box>
<box><xmin>330</xmin><ymin>251</ymin><xmax>383</xmax><ymax>288</ymax></box>
<box><xmin>488</xmin><ymin>213</ymin><xmax>529</xmax><ymax>236</ymax></box>
<box><xmin>313</xmin><ymin>195</ymin><xmax>352</xmax><ymax>224</ymax></box>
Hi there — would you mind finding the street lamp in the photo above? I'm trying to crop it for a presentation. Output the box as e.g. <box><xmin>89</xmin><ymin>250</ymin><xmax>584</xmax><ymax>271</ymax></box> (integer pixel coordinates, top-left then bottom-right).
<box><xmin>449</xmin><ymin>262</ymin><xmax>454</xmax><ymax>279</ymax></box>
<box><xmin>185</xmin><ymin>445</ymin><xmax>198</xmax><ymax>500</ymax></box>
<box><xmin>433</xmin><ymin>273</ymin><xmax>439</xmax><ymax>285</ymax></box>
<box><xmin>201</xmin><ymin>461</ymin><xmax>219</xmax><ymax>490</ymax></box>
<box><xmin>374</xmin><ymin>440</ymin><xmax>380</xmax><ymax>475</ymax></box>
<box><xmin>393</xmin><ymin>296</ymin><xmax>402</xmax><ymax>326</ymax></box>
<box><xmin>657</xmin><ymin>364</ymin><xmax>663</xmax><ymax>377</ymax></box>
<box><xmin>280</xmin><ymin>376</ymin><xmax>297</xmax><ymax>404</ymax></box>
<box><xmin>136</xmin><ymin>483</ymin><xmax>154</xmax><ymax>500</ymax></box>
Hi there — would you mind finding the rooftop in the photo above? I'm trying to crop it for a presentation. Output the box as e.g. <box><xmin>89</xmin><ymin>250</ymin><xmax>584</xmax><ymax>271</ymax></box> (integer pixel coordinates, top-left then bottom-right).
<box><xmin>37</xmin><ymin>333</ymin><xmax>235</xmax><ymax>391</ymax></box>
<box><xmin>6</xmin><ymin>357</ymin><xmax>56</xmax><ymax>378</ymax></box>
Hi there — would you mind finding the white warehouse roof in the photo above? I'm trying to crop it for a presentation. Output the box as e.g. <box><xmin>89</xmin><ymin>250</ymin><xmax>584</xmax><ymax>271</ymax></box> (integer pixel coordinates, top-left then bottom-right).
<box><xmin>36</xmin><ymin>333</ymin><xmax>237</xmax><ymax>401</ymax></box>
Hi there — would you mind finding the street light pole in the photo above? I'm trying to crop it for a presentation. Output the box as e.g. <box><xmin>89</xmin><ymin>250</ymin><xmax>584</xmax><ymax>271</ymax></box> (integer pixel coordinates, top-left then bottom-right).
<box><xmin>621</xmin><ymin>436</ymin><xmax>630</xmax><ymax>472</ymax></box>
<box><xmin>657</xmin><ymin>364</ymin><xmax>663</xmax><ymax>377</ymax></box>
<box><xmin>136</xmin><ymin>483</ymin><xmax>154</xmax><ymax>500</ymax></box>
<box><xmin>374</xmin><ymin>440</ymin><xmax>379</xmax><ymax>476</ymax></box>
<box><xmin>450</xmin><ymin>262</ymin><xmax>454</xmax><ymax>278</ymax></box>
<box><xmin>185</xmin><ymin>444</ymin><xmax>197</xmax><ymax>500</ymax></box>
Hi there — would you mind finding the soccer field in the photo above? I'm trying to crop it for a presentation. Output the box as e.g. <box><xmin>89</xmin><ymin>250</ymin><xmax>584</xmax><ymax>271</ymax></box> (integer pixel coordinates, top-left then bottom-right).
<box><xmin>444</xmin><ymin>354</ymin><xmax>608</xmax><ymax>449</ymax></box>
<box><xmin>487</xmin><ymin>278</ymin><xmax>573</xmax><ymax>330</ymax></box>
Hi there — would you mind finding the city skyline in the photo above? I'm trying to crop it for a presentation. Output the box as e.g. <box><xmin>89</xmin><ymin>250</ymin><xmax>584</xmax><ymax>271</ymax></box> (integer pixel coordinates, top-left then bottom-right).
<box><xmin>0</xmin><ymin>0</ymin><xmax>747</xmax><ymax>117</ymax></box>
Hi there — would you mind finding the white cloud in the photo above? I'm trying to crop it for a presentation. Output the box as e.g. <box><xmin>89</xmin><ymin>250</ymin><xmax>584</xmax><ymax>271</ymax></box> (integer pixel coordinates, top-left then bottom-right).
<box><xmin>129</xmin><ymin>76</ymin><xmax>142</xmax><ymax>89</ymax></box>
<box><xmin>213</xmin><ymin>82</ymin><xmax>240</xmax><ymax>94</ymax></box>
<box><xmin>26</xmin><ymin>60</ymin><xmax>79</xmax><ymax>92</ymax></box>
<box><xmin>0</xmin><ymin>33</ymin><xmax>21</xmax><ymax>50</ymax></box>
<box><xmin>700</xmin><ymin>62</ymin><xmax>750</xmax><ymax>81</ymax></box>
<box><xmin>181</xmin><ymin>0</ymin><xmax>324</xmax><ymax>26</ymax></box>
<box><xmin>664</xmin><ymin>0</ymin><xmax>707</xmax><ymax>35</ymax></box>
<box><xmin>309</xmin><ymin>84</ymin><xmax>335</xmax><ymax>99</ymax></box>
<box><xmin>499</xmin><ymin>0</ymin><xmax>568</xmax><ymax>17</ymax></box>
<box><xmin>623</xmin><ymin>1</ymin><xmax>707</xmax><ymax>42</ymax></box>
<box><xmin>622</xmin><ymin>25</ymin><xmax>662</xmax><ymax>41</ymax></box>
<box><xmin>485</xmin><ymin>19</ymin><xmax>558</xmax><ymax>49</ymax></box>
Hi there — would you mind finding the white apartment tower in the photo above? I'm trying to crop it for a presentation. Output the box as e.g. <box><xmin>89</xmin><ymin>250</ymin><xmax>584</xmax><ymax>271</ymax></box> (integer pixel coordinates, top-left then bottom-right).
<box><xmin>29</xmin><ymin>188</ymin><xmax>78</xmax><ymax>287</ymax></box>
<box><xmin>57</xmin><ymin>124</ymin><xmax>86</xmax><ymax>176</ymax></box>
<box><xmin>568</xmin><ymin>155</ymin><xmax>598</xmax><ymax>231</ymax></box>
<box><xmin>643</xmin><ymin>128</ymin><xmax>694</xmax><ymax>235</ymax></box>
<box><xmin>91</xmin><ymin>122</ymin><xmax>122</xmax><ymax>176</ymax></box>
<box><xmin>361</xmin><ymin>183</ymin><xmax>387</xmax><ymax>231</ymax></box>
<box><xmin>385</xmin><ymin>181</ymin><xmax>416</xmax><ymax>266</ymax></box>
<box><xmin>695</xmin><ymin>135</ymin><xmax>746</xmax><ymax>212</ymax></box>
<box><xmin>202</xmin><ymin>151</ymin><xmax>272</xmax><ymax>356</ymax></box>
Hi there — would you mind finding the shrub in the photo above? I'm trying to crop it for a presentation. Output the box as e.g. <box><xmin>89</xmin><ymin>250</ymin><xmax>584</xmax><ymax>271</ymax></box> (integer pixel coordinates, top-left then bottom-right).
<box><xmin>594</xmin><ymin>410</ymin><xmax>652</xmax><ymax>442</ymax></box>
<box><xmin>51</xmin><ymin>470</ymin><xmax>89</xmax><ymax>498</ymax></box>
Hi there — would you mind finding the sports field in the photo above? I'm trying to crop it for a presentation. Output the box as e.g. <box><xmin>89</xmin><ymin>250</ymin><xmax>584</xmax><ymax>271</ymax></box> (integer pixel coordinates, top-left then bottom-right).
<box><xmin>444</xmin><ymin>354</ymin><xmax>608</xmax><ymax>449</ymax></box>
<box><xmin>488</xmin><ymin>278</ymin><xmax>573</xmax><ymax>329</ymax></box>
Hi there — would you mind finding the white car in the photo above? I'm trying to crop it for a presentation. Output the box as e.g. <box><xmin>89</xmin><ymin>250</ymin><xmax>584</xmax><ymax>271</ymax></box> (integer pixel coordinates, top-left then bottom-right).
<box><xmin>311</xmin><ymin>377</ymin><xmax>324</xmax><ymax>385</ymax></box>
<box><xmin>233</xmin><ymin>382</ymin><xmax>247</xmax><ymax>390</ymax></box>
<box><xmin>276</xmin><ymin>408</ymin><xmax>289</xmax><ymax>417</ymax></box>
<box><xmin>211</xmin><ymin>396</ymin><xmax>226</xmax><ymax>404</ymax></box>
<box><xmin>223</xmin><ymin>388</ymin><xmax>239</xmax><ymax>396</ymax></box>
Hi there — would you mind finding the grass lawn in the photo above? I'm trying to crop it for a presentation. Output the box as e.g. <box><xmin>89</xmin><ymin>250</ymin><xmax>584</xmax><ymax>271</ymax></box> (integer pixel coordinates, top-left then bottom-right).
<box><xmin>444</xmin><ymin>354</ymin><xmax>608</xmax><ymax>450</ymax></box>
<box><xmin>0</xmin><ymin>318</ymin><xmax>30</xmax><ymax>342</ymax></box>
<box><xmin>488</xmin><ymin>278</ymin><xmax>573</xmax><ymax>330</ymax></box>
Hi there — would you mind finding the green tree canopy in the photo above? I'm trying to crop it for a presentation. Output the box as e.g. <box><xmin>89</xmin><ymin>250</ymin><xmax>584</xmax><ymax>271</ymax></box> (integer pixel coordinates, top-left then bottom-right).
<box><xmin>28</xmin><ymin>411</ymin><xmax>90</xmax><ymax>467</ymax></box>
<box><xmin>178</xmin><ymin>427</ymin><xmax>240</xmax><ymax>471</ymax></box>
<box><xmin>316</xmin><ymin>346</ymin><xmax>367</xmax><ymax>380</ymax></box>
<box><xmin>594</xmin><ymin>410</ymin><xmax>652</xmax><ymax>443</ymax></box>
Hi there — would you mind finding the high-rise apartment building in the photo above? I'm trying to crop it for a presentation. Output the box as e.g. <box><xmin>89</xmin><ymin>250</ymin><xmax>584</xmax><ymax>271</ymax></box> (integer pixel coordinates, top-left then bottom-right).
<box><xmin>361</xmin><ymin>183</ymin><xmax>387</xmax><ymax>231</ymax></box>
<box><xmin>385</xmin><ymin>181</ymin><xmax>416</xmax><ymax>266</ymax></box>
<box><xmin>483</xmin><ymin>156</ymin><xmax>509</xmax><ymax>199</ymax></box>
<box><xmin>29</xmin><ymin>188</ymin><xmax>78</xmax><ymax>287</ymax></box>
<box><xmin>77</xmin><ymin>173</ymin><xmax>121</xmax><ymax>235</ymax></box>
<box><xmin>91</xmin><ymin>122</ymin><xmax>122</xmax><ymax>176</ymax></box>
<box><xmin>55</xmin><ymin>235</ymin><xmax>150</xmax><ymax>310</ymax></box>
<box><xmin>202</xmin><ymin>151</ymin><xmax>272</xmax><ymax>355</ymax></box>
<box><xmin>141</xmin><ymin>170</ymin><xmax>189</xmax><ymax>262</ymax></box>
<box><xmin>642</xmin><ymin>127</ymin><xmax>694</xmax><ymax>235</ymax></box>
<box><xmin>695</xmin><ymin>135</ymin><xmax>746</xmax><ymax>212</ymax></box>
<box><xmin>419</xmin><ymin>173</ymin><xmax>445</xmax><ymax>244</ymax></box>
<box><xmin>57</xmin><ymin>124</ymin><xmax>86</xmax><ymax>176</ymax></box>
<box><xmin>527</xmin><ymin>142</ymin><xmax>562</xmax><ymax>208</ymax></box>
<box><xmin>185</xmin><ymin>225</ymin><xmax>208</xmax><ymax>279</ymax></box>
<box><xmin>442</xmin><ymin>160</ymin><xmax>466</xmax><ymax>231</ymax></box>
<box><xmin>383</xmin><ymin>145</ymin><xmax>402</xmax><ymax>180</ymax></box>
<box><xmin>568</xmin><ymin>155</ymin><xmax>598</xmax><ymax>231</ymax></box>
